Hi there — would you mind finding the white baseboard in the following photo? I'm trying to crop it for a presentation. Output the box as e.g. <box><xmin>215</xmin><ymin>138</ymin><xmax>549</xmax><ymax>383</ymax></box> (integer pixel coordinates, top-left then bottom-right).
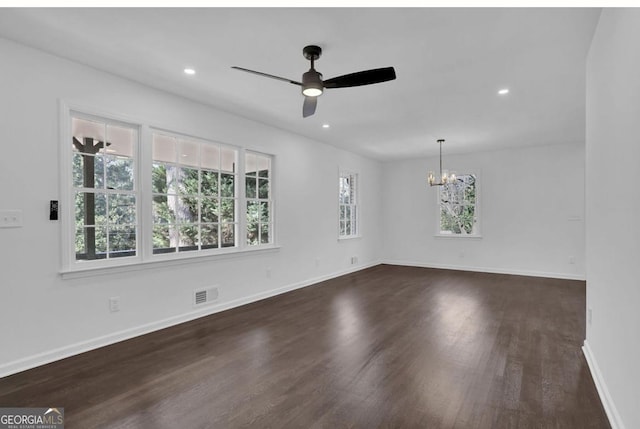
<box><xmin>383</xmin><ymin>259</ymin><xmax>586</xmax><ymax>281</ymax></box>
<box><xmin>582</xmin><ymin>340</ymin><xmax>624</xmax><ymax>429</ymax></box>
<box><xmin>0</xmin><ymin>261</ymin><xmax>380</xmax><ymax>379</ymax></box>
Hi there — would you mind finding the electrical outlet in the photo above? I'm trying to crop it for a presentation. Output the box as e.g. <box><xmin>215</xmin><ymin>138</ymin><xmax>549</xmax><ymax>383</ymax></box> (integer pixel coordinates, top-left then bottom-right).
<box><xmin>109</xmin><ymin>297</ymin><xmax>120</xmax><ymax>313</ymax></box>
<box><xmin>569</xmin><ymin>256</ymin><xmax>576</xmax><ymax>265</ymax></box>
<box><xmin>351</xmin><ymin>256</ymin><xmax>358</xmax><ymax>265</ymax></box>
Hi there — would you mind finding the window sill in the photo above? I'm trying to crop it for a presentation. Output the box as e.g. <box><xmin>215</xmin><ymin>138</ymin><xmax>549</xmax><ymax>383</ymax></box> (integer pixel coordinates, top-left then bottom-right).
<box><xmin>60</xmin><ymin>245</ymin><xmax>281</xmax><ymax>280</ymax></box>
<box><xmin>338</xmin><ymin>235</ymin><xmax>362</xmax><ymax>241</ymax></box>
<box><xmin>434</xmin><ymin>234</ymin><xmax>483</xmax><ymax>240</ymax></box>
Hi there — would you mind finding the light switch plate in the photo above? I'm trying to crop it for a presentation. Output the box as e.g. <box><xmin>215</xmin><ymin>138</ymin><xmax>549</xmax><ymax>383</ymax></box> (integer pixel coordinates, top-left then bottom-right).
<box><xmin>0</xmin><ymin>210</ymin><xmax>23</xmax><ymax>228</ymax></box>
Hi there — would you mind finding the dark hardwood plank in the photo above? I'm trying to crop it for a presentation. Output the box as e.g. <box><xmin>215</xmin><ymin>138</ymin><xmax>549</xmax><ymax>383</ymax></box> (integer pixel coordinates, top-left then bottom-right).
<box><xmin>0</xmin><ymin>265</ymin><xmax>610</xmax><ymax>428</ymax></box>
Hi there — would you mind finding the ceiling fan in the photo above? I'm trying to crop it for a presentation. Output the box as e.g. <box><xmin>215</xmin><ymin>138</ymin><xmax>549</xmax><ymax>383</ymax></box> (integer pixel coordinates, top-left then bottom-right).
<box><xmin>232</xmin><ymin>45</ymin><xmax>396</xmax><ymax>118</ymax></box>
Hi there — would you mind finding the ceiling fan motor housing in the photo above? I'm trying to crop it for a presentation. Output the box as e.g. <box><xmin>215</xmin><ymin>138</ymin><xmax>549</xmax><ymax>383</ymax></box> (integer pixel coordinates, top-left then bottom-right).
<box><xmin>302</xmin><ymin>69</ymin><xmax>323</xmax><ymax>96</ymax></box>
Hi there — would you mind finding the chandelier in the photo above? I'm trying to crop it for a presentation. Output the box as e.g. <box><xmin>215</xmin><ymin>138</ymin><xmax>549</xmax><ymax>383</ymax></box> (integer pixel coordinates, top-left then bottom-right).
<box><xmin>428</xmin><ymin>139</ymin><xmax>456</xmax><ymax>187</ymax></box>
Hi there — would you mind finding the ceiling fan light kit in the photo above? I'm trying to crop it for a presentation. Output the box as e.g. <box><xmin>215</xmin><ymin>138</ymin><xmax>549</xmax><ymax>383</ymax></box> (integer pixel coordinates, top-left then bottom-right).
<box><xmin>232</xmin><ymin>45</ymin><xmax>396</xmax><ymax>118</ymax></box>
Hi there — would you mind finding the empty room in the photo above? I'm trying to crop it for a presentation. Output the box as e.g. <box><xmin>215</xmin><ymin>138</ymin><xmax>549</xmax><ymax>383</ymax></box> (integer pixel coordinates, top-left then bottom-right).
<box><xmin>0</xmin><ymin>5</ymin><xmax>638</xmax><ymax>429</ymax></box>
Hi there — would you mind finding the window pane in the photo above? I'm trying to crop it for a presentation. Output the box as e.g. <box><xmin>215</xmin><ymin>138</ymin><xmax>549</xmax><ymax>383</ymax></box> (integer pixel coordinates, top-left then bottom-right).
<box><xmin>179</xmin><ymin>224</ymin><xmax>199</xmax><ymax>251</ymax></box>
<box><xmin>179</xmin><ymin>139</ymin><xmax>199</xmax><ymax>167</ymax></box>
<box><xmin>258</xmin><ymin>178</ymin><xmax>269</xmax><ymax>199</ymax></box>
<box><xmin>72</xmin><ymin>153</ymin><xmax>84</xmax><ymax>188</ymax></box>
<box><xmin>439</xmin><ymin>174</ymin><xmax>477</xmax><ymax>235</ymax></box>
<box><xmin>75</xmin><ymin>192</ymin><xmax>107</xmax><ymax>226</ymax></box>
<box><xmin>339</xmin><ymin>177</ymin><xmax>350</xmax><ymax>204</ymax></box>
<box><xmin>339</xmin><ymin>205</ymin><xmax>346</xmax><ymax>221</ymax></box>
<box><xmin>247</xmin><ymin>221</ymin><xmax>258</xmax><ymax>245</ymax></box>
<box><xmin>246</xmin><ymin>177</ymin><xmax>257</xmax><ymax>199</ymax></box>
<box><xmin>153</xmin><ymin>195</ymin><xmax>175</xmax><ymax>224</ymax></box>
<box><xmin>74</xmin><ymin>153</ymin><xmax>105</xmax><ymax>189</ymax></box>
<box><xmin>75</xmin><ymin>226</ymin><xmax>107</xmax><ymax>260</ymax></box>
<box><xmin>201</xmin><ymin>198</ymin><xmax>218</xmax><ymax>223</ymax></box>
<box><xmin>108</xmin><ymin>226</ymin><xmax>136</xmax><ymax>257</ymax></box>
<box><xmin>93</xmin><ymin>155</ymin><xmax>105</xmax><ymax>189</ymax></box>
<box><xmin>106</xmin><ymin>124</ymin><xmax>135</xmax><ymax>157</ymax></box>
<box><xmin>220</xmin><ymin>198</ymin><xmax>235</xmax><ymax>222</ymax></box>
<box><xmin>201</xmin><ymin>170</ymin><xmax>218</xmax><ymax>196</ymax></box>
<box><xmin>178</xmin><ymin>167</ymin><xmax>199</xmax><ymax>195</ymax></box>
<box><xmin>221</xmin><ymin>147</ymin><xmax>235</xmax><ymax>173</ymax></box>
<box><xmin>340</xmin><ymin>221</ymin><xmax>346</xmax><ymax>236</ymax></box>
<box><xmin>177</xmin><ymin>195</ymin><xmax>198</xmax><ymax>223</ymax></box>
<box><xmin>260</xmin><ymin>202</ymin><xmax>269</xmax><ymax>223</ymax></box>
<box><xmin>153</xmin><ymin>134</ymin><xmax>176</xmax><ymax>163</ymax></box>
<box><xmin>245</xmin><ymin>152</ymin><xmax>257</xmax><ymax>177</ymax></box>
<box><xmin>152</xmin><ymin>164</ymin><xmax>177</xmax><ymax>194</ymax></box>
<box><xmin>260</xmin><ymin>224</ymin><xmax>270</xmax><ymax>244</ymax></box>
<box><xmin>201</xmin><ymin>144</ymin><xmax>220</xmax><ymax>170</ymax></box>
<box><xmin>72</xmin><ymin>117</ymin><xmax>105</xmax><ymax>153</ymax></box>
<box><xmin>108</xmin><ymin>194</ymin><xmax>136</xmax><ymax>225</ymax></box>
<box><xmin>221</xmin><ymin>223</ymin><xmax>235</xmax><ymax>247</ymax></box>
<box><xmin>106</xmin><ymin>155</ymin><xmax>134</xmax><ymax>190</ymax></box>
<box><xmin>257</xmin><ymin>156</ymin><xmax>270</xmax><ymax>178</ymax></box>
<box><xmin>75</xmin><ymin>227</ymin><xmax>90</xmax><ymax>260</ymax></box>
<box><xmin>153</xmin><ymin>225</ymin><xmax>174</xmax><ymax>254</ymax></box>
<box><xmin>345</xmin><ymin>219</ymin><xmax>352</xmax><ymax>236</ymax></box>
<box><xmin>220</xmin><ymin>173</ymin><xmax>235</xmax><ymax>198</ymax></box>
<box><xmin>247</xmin><ymin>201</ymin><xmax>259</xmax><ymax>223</ymax></box>
<box><xmin>201</xmin><ymin>224</ymin><xmax>219</xmax><ymax>249</ymax></box>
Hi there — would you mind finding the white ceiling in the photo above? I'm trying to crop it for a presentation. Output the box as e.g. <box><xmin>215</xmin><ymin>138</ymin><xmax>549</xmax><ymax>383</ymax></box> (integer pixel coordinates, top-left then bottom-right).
<box><xmin>0</xmin><ymin>7</ymin><xmax>601</xmax><ymax>160</ymax></box>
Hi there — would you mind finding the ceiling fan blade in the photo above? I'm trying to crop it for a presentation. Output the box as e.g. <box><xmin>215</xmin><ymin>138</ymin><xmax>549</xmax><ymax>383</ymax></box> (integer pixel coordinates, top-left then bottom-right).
<box><xmin>231</xmin><ymin>66</ymin><xmax>301</xmax><ymax>85</ymax></box>
<box><xmin>303</xmin><ymin>96</ymin><xmax>317</xmax><ymax>118</ymax></box>
<box><xmin>323</xmin><ymin>67</ymin><xmax>396</xmax><ymax>89</ymax></box>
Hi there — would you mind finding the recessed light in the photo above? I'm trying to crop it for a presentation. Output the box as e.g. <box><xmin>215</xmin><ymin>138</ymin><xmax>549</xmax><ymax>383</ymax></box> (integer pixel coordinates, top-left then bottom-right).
<box><xmin>322</xmin><ymin>124</ymin><xmax>330</xmax><ymax>129</ymax></box>
<box><xmin>498</xmin><ymin>88</ymin><xmax>509</xmax><ymax>95</ymax></box>
<box><xmin>184</xmin><ymin>68</ymin><xmax>196</xmax><ymax>75</ymax></box>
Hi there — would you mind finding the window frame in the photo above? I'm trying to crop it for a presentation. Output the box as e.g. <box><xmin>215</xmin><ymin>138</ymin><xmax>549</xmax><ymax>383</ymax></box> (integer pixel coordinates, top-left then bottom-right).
<box><xmin>435</xmin><ymin>171</ymin><xmax>481</xmax><ymax>238</ymax></box>
<box><xmin>338</xmin><ymin>170</ymin><xmax>360</xmax><ymax>240</ymax></box>
<box><xmin>60</xmin><ymin>103</ymin><xmax>143</xmax><ymax>271</ymax></box>
<box><xmin>149</xmin><ymin>130</ymin><xmax>240</xmax><ymax>256</ymax></box>
<box><xmin>59</xmin><ymin>102</ymin><xmax>278</xmax><ymax>276</ymax></box>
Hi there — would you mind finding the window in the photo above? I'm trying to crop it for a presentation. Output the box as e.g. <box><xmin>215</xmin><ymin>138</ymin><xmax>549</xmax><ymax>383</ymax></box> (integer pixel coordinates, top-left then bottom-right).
<box><xmin>438</xmin><ymin>173</ymin><xmax>479</xmax><ymax>236</ymax></box>
<box><xmin>62</xmin><ymin>105</ymin><xmax>277</xmax><ymax>273</ymax></box>
<box><xmin>339</xmin><ymin>171</ymin><xmax>358</xmax><ymax>238</ymax></box>
<box><xmin>71</xmin><ymin>115</ymin><xmax>139</xmax><ymax>261</ymax></box>
<box><xmin>245</xmin><ymin>152</ymin><xmax>272</xmax><ymax>246</ymax></box>
<box><xmin>151</xmin><ymin>133</ymin><xmax>238</xmax><ymax>254</ymax></box>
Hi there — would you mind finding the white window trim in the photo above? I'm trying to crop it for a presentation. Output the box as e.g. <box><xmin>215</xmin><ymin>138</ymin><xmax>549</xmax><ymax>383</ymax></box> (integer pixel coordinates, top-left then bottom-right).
<box><xmin>148</xmin><ymin>128</ymin><xmax>242</xmax><ymax>255</ymax></box>
<box><xmin>60</xmin><ymin>101</ymin><xmax>145</xmax><ymax>272</ymax></box>
<box><xmin>434</xmin><ymin>170</ymin><xmax>482</xmax><ymax>239</ymax></box>
<box><xmin>338</xmin><ymin>169</ymin><xmax>360</xmax><ymax>240</ymax></box>
<box><xmin>59</xmin><ymin>101</ymin><xmax>278</xmax><ymax>276</ymax></box>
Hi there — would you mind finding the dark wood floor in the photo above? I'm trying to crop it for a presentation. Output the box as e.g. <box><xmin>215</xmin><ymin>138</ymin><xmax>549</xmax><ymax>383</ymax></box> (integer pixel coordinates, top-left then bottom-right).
<box><xmin>0</xmin><ymin>265</ymin><xmax>610</xmax><ymax>428</ymax></box>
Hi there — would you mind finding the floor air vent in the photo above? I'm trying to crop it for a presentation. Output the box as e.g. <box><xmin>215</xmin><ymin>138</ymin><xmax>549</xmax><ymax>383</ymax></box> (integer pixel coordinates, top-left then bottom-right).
<box><xmin>194</xmin><ymin>287</ymin><xmax>219</xmax><ymax>306</ymax></box>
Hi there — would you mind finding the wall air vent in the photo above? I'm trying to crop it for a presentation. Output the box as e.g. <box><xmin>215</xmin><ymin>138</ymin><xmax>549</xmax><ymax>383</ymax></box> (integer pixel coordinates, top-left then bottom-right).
<box><xmin>194</xmin><ymin>287</ymin><xmax>219</xmax><ymax>306</ymax></box>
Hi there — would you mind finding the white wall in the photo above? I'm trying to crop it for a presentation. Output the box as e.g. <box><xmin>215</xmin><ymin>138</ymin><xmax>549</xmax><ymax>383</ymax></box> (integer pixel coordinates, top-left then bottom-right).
<box><xmin>0</xmin><ymin>38</ymin><xmax>383</xmax><ymax>376</ymax></box>
<box><xmin>584</xmin><ymin>9</ymin><xmax>640</xmax><ymax>429</ymax></box>
<box><xmin>382</xmin><ymin>143</ymin><xmax>585</xmax><ymax>279</ymax></box>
